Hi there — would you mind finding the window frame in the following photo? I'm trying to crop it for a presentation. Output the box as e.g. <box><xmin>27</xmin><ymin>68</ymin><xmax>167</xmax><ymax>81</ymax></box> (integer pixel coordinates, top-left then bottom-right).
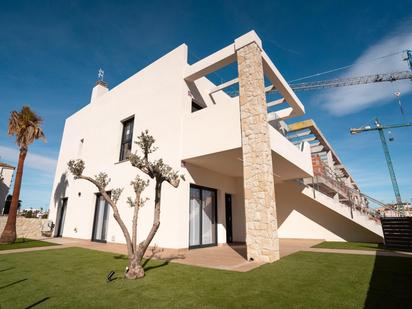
<box><xmin>188</xmin><ymin>184</ymin><xmax>218</xmax><ymax>249</ymax></box>
<box><xmin>119</xmin><ymin>116</ymin><xmax>134</xmax><ymax>162</ymax></box>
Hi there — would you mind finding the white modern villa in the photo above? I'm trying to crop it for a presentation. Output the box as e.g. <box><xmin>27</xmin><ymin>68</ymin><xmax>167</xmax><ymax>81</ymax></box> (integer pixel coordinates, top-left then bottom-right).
<box><xmin>49</xmin><ymin>31</ymin><xmax>383</xmax><ymax>264</ymax></box>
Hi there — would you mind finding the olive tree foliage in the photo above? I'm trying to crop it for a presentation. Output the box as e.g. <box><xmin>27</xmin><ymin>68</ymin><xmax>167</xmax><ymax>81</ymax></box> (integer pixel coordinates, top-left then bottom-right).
<box><xmin>67</xmin><ymin>130</ymin><xmax>183</xmax><ymax>279</ymax></box>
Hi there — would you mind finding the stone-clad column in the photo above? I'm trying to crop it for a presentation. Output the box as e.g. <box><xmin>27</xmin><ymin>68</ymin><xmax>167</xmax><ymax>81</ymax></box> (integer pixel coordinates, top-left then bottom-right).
<box><xmin>236</xmin><ymin>40</ymin><xmax>279</xmax><ymax>263</ymax></box>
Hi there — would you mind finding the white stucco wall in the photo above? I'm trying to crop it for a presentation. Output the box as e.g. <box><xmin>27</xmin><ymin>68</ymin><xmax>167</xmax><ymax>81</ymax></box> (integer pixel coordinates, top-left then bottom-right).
<box><xmin>49</xmin><ymin>44</ymin><xmax>190</xmax><ymax>248</ymax></box>
<box><xmin>185</xmin><ymin>163</ymin><xmax>245</xmax><ymax>244</ymax></box>
<box><xmin>48</xmin><ymin>43</ymin><xmax>249</xmax><ymax>249</ymax></box>
<box><xmin>277</xmin><ymin>181</ymin><xmax>383</xmax><ymax>242</ymax></box>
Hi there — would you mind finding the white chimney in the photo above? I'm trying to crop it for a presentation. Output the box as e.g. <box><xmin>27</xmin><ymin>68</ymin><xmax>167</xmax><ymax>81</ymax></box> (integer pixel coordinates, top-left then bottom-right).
<box><xmin>91</xmin><ymin>80</ymin><xmax>108</xmax><ymax>102</ymax></box>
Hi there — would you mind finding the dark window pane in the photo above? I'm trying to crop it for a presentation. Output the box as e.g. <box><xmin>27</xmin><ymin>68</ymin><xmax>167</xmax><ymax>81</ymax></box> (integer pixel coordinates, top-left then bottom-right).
<box><xmin>119</xmin><ymin>117</ymin><xmax>134</xmax><ymax>161</ymax></box>
<box><xmin>192</xmin><ymin>100</ymin><xmax>204</xmax><ymax>112</ymax></box>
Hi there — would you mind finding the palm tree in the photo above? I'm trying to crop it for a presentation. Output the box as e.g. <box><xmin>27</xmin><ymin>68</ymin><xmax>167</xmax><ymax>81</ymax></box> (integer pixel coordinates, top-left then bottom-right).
<box><xmin>0</xmin><ymin>106</ymin><xmax>45</xmax><ymax>243</ymax></box>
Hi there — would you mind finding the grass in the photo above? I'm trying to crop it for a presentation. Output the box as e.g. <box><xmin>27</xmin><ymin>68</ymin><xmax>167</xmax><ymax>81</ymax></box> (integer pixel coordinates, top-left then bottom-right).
<box><xmin>313</xmin><ymin>241</ymin><xmax>386</xmax><ymax>251</ymax></box>
<box><xmin>0</xmin><ymin>247</ymin><xmax>411</xmax><ymax>308</ymax></box>
<box><xmin>0</xmin><ymin>238</ymin><xmax>57</xmax><ymax>251</ymax></box>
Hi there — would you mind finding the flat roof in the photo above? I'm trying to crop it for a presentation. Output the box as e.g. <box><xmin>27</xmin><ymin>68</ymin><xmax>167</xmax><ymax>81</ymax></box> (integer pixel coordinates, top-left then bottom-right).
<box><xmin>287</xmin><ymin>119</ymin><xmax>358</xmax><ymax>189</ymax></box>
<box><xmin>0</xmin><ymin>162</ymin><xmax>15</xmax><ymax>169</ymax></box>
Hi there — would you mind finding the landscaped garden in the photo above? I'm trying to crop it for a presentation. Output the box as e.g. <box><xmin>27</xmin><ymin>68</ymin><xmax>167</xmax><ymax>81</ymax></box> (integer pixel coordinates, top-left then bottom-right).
<box><xmin>0</xmin><ymin>238</ymin><xmax>57</xmax><ymax>251</ymax></box>
<box><xmin>1</xmin><ymin>247</ymin><xmax>411</xmax><ymax>308</ymax></box>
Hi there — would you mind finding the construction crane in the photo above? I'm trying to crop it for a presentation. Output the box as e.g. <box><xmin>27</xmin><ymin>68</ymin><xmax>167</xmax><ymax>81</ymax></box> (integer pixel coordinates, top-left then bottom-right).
<box><xmin>267</xmin><ymin>50</ymin><xmax>412</xmax><ymax>93</ymax></box>
<box><xmin>350</xmin><ymin>118</ymin><xmax>412</xmax><ymax>214</ymax></box>
<box><xmin>281</xmin><ymin>71</ymin><xmax>412</xmax><ymax>92</ymax></box>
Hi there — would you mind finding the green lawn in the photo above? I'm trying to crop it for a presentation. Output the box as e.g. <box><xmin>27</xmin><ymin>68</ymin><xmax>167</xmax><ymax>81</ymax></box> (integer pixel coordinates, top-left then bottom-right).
<box><xmin>313</xmin><ymin>241</ymin><xmax>386</xmax><ymax>251</ymax></box>
<box><xmin>0</xmin><ymin>238</ymin><xmax>58</xmax><ymax>251</ymax></box>
<box><xmin>0</xmin><ymin>247</ymin><xmax>411</xmax><ymax>308</ymax></box>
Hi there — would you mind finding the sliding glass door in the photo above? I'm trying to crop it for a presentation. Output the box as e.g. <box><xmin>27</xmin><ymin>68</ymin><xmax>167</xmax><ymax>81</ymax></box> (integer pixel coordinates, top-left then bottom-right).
<box><xmin>92</xmin><ymin>194</ymin><xmax>109</xmax><ymax>242</ymax></box>
<box><xmin>189</xmin><ymin>185</ymin><xmax>217</xmax><ymax>248</ymax></box>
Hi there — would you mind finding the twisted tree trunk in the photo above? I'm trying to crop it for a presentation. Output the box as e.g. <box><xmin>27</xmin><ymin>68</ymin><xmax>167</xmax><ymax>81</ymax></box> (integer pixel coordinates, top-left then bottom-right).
<box><xmin>126</xmin><ymin>180</ymin><xmax>162</xmax><ymax>279</ymax></box>
<box><xmin>0</xmin><ymin>148</ymin><xmax>27</xmax><ymax>243</ymax></box>
<box><xmin>68</xmin><ymin>130</ymin><xmax>182</xmax><ymax>280</ymax></box>
<box><xmin>126</xmin><ymin>192</ymin><xmax>143</xmax><ymax>279</ymax></box>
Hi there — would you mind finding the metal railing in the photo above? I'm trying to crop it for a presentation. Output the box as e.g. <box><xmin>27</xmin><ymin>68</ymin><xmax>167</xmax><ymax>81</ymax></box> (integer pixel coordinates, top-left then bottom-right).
<box><xmin>297</xmin><ymin>178</ymin><xmax>381</xmax><ymax>222</ymax></box>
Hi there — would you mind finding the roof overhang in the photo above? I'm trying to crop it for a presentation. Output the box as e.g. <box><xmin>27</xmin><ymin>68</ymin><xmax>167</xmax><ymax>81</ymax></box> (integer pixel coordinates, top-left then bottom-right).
<box><xmin>184</xmin><ymin>30</ymin><xmax>305</xmax><ymax>122</ymax></box>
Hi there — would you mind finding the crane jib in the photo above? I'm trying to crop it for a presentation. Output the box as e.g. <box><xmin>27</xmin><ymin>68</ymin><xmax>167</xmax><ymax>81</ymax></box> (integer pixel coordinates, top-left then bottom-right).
<box><xmin>276</xmin><ymin>71</ymin><xmax>412</xmax><ymax>92</ymax></box>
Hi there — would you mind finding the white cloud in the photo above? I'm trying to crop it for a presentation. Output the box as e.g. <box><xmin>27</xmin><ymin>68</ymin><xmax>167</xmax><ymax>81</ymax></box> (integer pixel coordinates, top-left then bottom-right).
<box><xmin>0</xmin><ymin>145</ymin><xmax>57</xmax><ymax>173</ymax></box>
<box><xmin>320</xmin><ymin>24</ymin><xmax>412</xmax><ymax>115</ymax></box>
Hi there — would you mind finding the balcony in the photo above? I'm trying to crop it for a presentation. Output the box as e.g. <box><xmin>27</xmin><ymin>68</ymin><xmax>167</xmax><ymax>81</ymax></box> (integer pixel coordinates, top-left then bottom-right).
<box><xmin>181</xmin><ymin>100</ymin><xmax>313</xmax><ymax>181</ymax></box>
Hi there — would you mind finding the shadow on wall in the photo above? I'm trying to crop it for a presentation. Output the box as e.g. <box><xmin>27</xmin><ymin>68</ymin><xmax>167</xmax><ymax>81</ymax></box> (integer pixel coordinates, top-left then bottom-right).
<box><xmin>187</xmin><ymin>163</ymin><xmax>246</xmax><ymax>244</ymax></box>
<box><xmin>53</xmin><ymin>173</ymin><xmax>68</xmax><ymax>210</ymax></box>
<box><xmin>364</xmin><ymin>252</ymin><xmax>412</xmax><ymax>308</ymax></box>
<box><xmin>276</xmin><ymin>181</ymin><xmax>382</xmax><ymax>243</ymax></box>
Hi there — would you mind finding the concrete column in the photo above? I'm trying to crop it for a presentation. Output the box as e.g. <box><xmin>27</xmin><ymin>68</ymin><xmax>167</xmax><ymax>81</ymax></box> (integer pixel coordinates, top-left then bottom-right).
<box><xmin>236</xmin><ymin>38</ymin><xmax>279</xmax><ymax>263</ymax></box>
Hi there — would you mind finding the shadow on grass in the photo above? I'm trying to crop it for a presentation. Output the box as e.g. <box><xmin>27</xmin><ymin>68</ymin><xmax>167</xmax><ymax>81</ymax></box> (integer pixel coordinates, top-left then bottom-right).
<box><xmin>25</xmin><ymin>297</ymin><xmax>50</xmax><ymax>308</ymax></box>
<box><xmin>113</xmin><ymin>249</ymin><xmax>185</xmax><ymax>273</ymax></box>
<box><xmin>0</xmin><ymin>278</ymin><xmax>27</xmax><ymax>290</ymax></box>
<box><xmin>0</xmin><ymin>267</ymin><xmax>15</xmax><ymax>273</ymax></box>
<box><xmin>364</xmin><ymin>251</ymin><xmax>412</xmax><ymax>308</ymax></box>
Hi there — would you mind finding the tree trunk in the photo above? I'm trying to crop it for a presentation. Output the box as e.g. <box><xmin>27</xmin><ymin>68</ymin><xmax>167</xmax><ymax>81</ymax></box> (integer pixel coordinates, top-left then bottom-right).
<box><xmin>0</xmin><ymin>148</ymin><xmax>27</xmax><ymax>243</ymax></box>
<box><xmin>134</xmin><ymin>180</ymin><xmax>162</xmax><ymax>264</ymax></box>
<box><xmin>77</xmin><ymin>175</ymin><xmax>134</xmax><ymax>259</ymax></box>
<box><xmin>125</xmin><ymin>255</ymin><xmax>145</xmax><ymax>279</ymax></box>
<box><xmin>132</xmin><ymin>195</ymin><xmax>140</xmax><ymax>253</ymax></box>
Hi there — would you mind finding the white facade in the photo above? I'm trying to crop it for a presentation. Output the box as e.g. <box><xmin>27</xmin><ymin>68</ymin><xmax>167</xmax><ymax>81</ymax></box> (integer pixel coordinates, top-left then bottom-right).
<box><xmin>0</xmin><ymin>163</ymin><xmax>15</xmax><ymax>215</ymax></box>
<box><xmin>49</xmin><ymin>31</ymin><xmax>382</xmax><ymax>252</ymax></box>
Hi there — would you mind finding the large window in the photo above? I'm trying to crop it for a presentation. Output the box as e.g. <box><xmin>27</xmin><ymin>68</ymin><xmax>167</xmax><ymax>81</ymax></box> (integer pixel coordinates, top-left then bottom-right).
<box><xmin>189</xmin><ymin>185</ymin><xmax>217</xmax><ymax>248</ymax></box>
<box><xmin>119</xmin><ymin>117</ymin><xmax>134</xmax><ymax>161</ymax></box>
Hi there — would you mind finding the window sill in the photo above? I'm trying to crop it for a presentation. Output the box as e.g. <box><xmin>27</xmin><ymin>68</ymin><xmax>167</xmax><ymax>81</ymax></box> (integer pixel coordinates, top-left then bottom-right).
<box><xmin>115</xmin><ymin>159</ymin><xmax>130</xmax><ymax>165</ymax></box>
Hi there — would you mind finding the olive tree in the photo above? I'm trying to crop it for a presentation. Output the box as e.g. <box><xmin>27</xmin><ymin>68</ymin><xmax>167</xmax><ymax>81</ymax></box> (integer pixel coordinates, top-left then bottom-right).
<box><xmin>67</xmin><ymin>130</ymin><xmax>183</xmax><ymax>279</ymax></box>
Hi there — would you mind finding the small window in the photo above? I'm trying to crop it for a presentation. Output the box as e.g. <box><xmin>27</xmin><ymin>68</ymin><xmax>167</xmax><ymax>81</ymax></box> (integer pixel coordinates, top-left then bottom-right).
<box><xmin>191</xmin><ymin>100</ymin><xmax>204</xmax><ymax>113</ymax></box>
<box><xmin>119</xmin><ymin>117</ymin><xmax>134</xmax><ymax>161</ymax></box>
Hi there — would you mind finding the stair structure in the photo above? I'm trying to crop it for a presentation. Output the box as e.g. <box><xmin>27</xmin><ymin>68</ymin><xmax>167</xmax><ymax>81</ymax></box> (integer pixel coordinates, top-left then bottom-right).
<box><xmin>276</xmin><ymin>119</ymin><xmax>385</xmax><ymax>242</ymax></box>
<box><xmin>381</xmin><ymin>217</ymin><xmax>412</xmax><ymax>250</ymax></box>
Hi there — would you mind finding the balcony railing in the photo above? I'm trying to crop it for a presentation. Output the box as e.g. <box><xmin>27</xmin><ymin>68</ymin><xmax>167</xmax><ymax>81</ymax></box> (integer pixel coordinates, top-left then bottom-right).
<box><xmin>297</xmin><ymin>178</ymin><xmax>381</xmax><ymax>222</ymax></box>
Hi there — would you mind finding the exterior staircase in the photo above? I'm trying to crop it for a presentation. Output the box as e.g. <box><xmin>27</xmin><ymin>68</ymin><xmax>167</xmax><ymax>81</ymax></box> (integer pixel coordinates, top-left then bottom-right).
<box><xmin>381</xmin><ymin>217</ymin><xmax>412</xmax><ymax>250</ymax></box>
<box><xmin>297</xmin><ymin>181</ymin><xmax>384</xmax><ymax>239</ymax></box>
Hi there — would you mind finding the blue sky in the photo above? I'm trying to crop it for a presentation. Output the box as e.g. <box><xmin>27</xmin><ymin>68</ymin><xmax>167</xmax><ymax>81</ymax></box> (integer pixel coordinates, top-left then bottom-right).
<box><xmin>0</xmin><ymin>0</ymin><xmax>411</xmax><ymax>209</ymax></box>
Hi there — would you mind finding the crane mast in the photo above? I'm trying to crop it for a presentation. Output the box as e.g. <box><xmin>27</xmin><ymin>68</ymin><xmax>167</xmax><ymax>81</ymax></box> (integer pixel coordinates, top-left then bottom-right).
<box><xmin>375</xmin><ymin>119</ymin><xmax>402</xmax><ymax>206</ymax></box>
<box><xmin>350</xmin><ymin>119</ymin><xmax>412</xmax><ymax>214</ymax></box>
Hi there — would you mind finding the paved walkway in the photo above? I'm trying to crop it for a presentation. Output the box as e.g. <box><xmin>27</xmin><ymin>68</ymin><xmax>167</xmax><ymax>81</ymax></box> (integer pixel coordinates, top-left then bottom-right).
<box><xmin>0</xmin><ymin>238</ymin><xmax>323</xmax><ymax>271</ymax></box>
<box><xmin>2</xmin><ymin>238</ymin><xmax>411</xmax><ymax>271</ymax></box>
<box><xmin>303</xmin><ymin>247</ymin><xmax>412</xmax><ymax>258</ymax></box>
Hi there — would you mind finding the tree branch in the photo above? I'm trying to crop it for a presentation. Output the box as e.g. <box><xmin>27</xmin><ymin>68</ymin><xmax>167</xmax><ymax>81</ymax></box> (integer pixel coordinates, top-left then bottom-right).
<box><xmin>76</xmin><ymin>175</ymin><xmax>134</xmax><ymax>258</ymax></box>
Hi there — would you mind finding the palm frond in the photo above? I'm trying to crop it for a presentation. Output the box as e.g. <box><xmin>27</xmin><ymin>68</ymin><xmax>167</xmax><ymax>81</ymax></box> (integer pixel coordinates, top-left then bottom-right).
<box><xmin>8</xmin><ymin>106</ymin><xmax>46</xmax><ymax>148</ymax></box>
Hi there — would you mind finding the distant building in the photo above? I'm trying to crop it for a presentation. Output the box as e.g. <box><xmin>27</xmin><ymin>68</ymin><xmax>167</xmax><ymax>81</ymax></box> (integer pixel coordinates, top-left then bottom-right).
<box><xmin>376</xmin><ymin>203</ymin><xmax>412</xmax><ymax>217</ymax></box>
<box><xmin>0</xmin><ymin>162</ymin><xmax>15</xmax><ymax>215</ymax></box>
<box><xmin>19</xmin><ymin>208</ymin><xmax>48</xmax><ymax>219</ymax></box>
